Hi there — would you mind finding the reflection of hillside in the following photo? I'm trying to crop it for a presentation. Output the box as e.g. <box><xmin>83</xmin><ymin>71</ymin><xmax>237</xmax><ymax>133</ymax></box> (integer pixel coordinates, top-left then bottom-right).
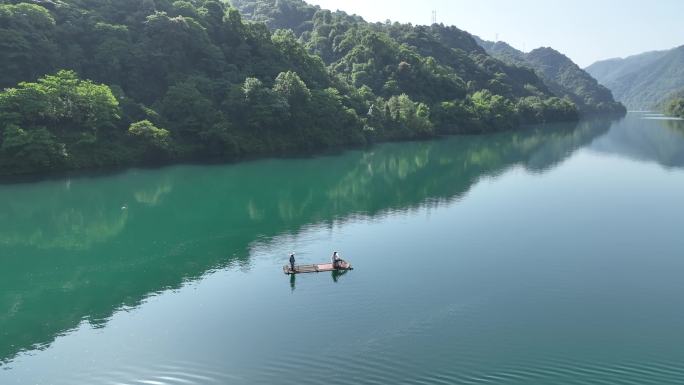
<box><xmin>590</xmin><ymin>114</ymin><xmax>684</xmax><ymax>168</ymax></box>
<box><xmin>330</xmin><ymin>119</ymin><xmax>611</xmax><ymax>214</ymax></box>
<box><xmin>0</xmin><ymin>119</ymin><xmax>610</xmax><ymax>366</ymax></box>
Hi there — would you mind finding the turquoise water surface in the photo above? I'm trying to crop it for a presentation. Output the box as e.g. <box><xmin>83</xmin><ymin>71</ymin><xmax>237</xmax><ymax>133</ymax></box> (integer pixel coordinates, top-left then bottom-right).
<box><xmin>2</xmin><ymin>112</ymin><xmax>684</xmax><ymax>384</ymax></box>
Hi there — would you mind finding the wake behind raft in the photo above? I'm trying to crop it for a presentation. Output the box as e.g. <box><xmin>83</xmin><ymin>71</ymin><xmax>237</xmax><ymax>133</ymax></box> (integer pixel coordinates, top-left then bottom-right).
<box><xmin>283</xmin><ymin>260</ymin><xmax>353</xmax><ymax>275</ymax></box>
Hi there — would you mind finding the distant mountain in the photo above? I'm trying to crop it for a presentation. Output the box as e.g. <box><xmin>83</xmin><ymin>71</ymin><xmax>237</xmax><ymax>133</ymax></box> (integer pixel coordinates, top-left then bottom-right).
<box><xmin>475</xmin><ymin>37</ymin><xmax>625</xmax><ymax>115</ymax></box>
<box><xmin>585</xmin><ymin>50</ymin><xmax>669</xmax><ymax>86</ymax></box>
<box><xmin>586</xmin><ymin>46</ymin><xmax>684</xmax><ymax>110</ymax></box>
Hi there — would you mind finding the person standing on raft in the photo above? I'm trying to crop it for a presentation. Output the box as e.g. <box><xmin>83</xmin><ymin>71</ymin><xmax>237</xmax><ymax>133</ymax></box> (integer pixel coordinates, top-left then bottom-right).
<box><xmin>289</xmin><ymin>253</ymin><xmax>296</xmax><ymax>272</ymax></box>
<box><xmin>331</xmin><ymin>252</ymin><xmax>341</xmax><ymax>269</ymax></box>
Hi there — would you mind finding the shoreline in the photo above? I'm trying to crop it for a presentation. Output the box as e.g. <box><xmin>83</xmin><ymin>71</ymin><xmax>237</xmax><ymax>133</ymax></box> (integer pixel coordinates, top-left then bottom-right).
<box><xmin>0</xmin><ymin>113</ymin><xmax>626</xmax><ymax>185</ymax></box>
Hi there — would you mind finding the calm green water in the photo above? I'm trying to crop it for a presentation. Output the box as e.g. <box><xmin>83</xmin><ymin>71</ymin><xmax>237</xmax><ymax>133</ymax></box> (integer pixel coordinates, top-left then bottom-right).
<box><xmin>2</xmin><ymin>112</ymin><xmax>684</xmax><ymax>384</ymax></box>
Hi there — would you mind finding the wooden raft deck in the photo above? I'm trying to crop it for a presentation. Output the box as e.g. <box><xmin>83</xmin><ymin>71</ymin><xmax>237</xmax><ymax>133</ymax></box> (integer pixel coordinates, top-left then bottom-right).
<box><xmin>283</xmin><ymin>263</ymin><xmax>353</xmax><ymax>275</ymax></box>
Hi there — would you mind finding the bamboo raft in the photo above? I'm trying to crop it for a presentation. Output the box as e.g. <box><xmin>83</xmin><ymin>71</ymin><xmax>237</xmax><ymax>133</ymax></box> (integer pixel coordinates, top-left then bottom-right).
<box><xmin>283</xmin><ymin>261</ymin><xmax>353</xmax><ymax>275</ymax></box>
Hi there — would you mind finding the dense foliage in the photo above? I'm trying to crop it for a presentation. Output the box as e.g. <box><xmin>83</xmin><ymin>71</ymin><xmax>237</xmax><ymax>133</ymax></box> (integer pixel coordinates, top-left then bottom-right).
<box><xmin>234</xmin><ymin>0</ymin><xmax>583</xmax><ymax>127</ymax></box>
<box><xmin>474</xmin><ymin>39</ymin><xmax>626</xmax><ymax>115</ymax></box>
<box><xmin>664</xmin><ymin>97</ymin><xmax>684</xmax><ymax>118</ymax></box>
<box><xmin>0</xmin><ymin>0</ymin><xmax>609</xmax><ymax>176</ymax></box>
<box><xmin>586</xmin><ymin>46</ymin><xmax>684</xmax><ymax>110</ymax></box>
<box><xmin>0</xmin><ymin>0</ymin><xmax>371</xmax><ymax>175</ymax></box>
<box><xmin>0</xmin><ymin>70</ymin><xmax>120</xmax><ymax>174</ymax></box>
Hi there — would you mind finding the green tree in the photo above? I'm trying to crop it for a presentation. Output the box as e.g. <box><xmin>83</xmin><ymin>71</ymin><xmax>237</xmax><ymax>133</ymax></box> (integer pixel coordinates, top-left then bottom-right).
<box><xmin>0</xmin><ymin>70</ymin><xmax>120</xmax><ymax>173</ymax></box>
<box><xmin>468</xmin><ymin>90</ymin><xmax>516</xmax><ymax>130</ymax></box>
<box><xmin>0</xmin><ymin>70</ymin><xmax>119</xmax><ymax>138</ymax></box>
<box><xmin>273</xmin><ymin>71</ymin><xmax>311</xmax><ymax>107</ymax></box>
<box><xmin>128</xmin><ymin>120</ymin><xmax>170</xmax><ymax>149</ymax></box>
<box><xmin>242</xmin><ymin>77</ymin><xmax>289</xmax><ymax>130</ymax></box>
<box><xmin>387</xmin><ymin>94</ymin><xmax>433</xmax><ymax>137</ymax></box>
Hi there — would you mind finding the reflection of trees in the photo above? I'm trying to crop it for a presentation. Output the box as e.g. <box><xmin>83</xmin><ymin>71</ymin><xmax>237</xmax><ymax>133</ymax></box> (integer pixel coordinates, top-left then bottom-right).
<box><xmin>327</xmin><ymin>119</ymin><xmax>610</xmax><ymax>215</ymax></box>
<box><xmin>0</xmin><ymin>208</ymin><xmax>128</xmax><ymax>250</ymax></box>
<box><xmin>0</xmin><ymin>119</ymin><xmax>611</xmax><ymax>365</ymax></box>
<box><xmin>0</xmin><ymin>181</ymin><xmax>130</xmax><ymax>251</ymax></box>
<box><xmin>665</xmin><ymin>119</ymin><xmax>684</xmax><ymax>134</ymax></box>
<box><xmin>591</xmin><ymin>115</ymin><xmax>684</xmax><ymax>168</ymax></box>
<box><xmin>134</xmin><ymin>181</ymin><xmax>172</xmax><ymax>206</ymax></box>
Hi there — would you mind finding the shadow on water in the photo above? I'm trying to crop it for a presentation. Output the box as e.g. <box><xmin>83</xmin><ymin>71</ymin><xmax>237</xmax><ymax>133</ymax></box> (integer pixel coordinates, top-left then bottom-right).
<box><xmin>0</xmin><ymin>118</ymin><xmax>618</xmax><ymax>365</ymax></box>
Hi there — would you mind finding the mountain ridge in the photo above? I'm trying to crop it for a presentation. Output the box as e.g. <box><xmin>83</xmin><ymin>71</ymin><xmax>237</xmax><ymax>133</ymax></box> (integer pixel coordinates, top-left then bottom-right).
<box><xmin>585</xmin><ymin>50</ymin><xmax>670</xmax><ymax>86</ymax></box>
<box><xmin>586</xmin><ymin>45</ymin><xmax>684</xmax><ymax>110</ymax></box>
<box><xmin>473</xmin><ymin>36</ymin><xmax>625</xmax><ymax>115</ymax></box>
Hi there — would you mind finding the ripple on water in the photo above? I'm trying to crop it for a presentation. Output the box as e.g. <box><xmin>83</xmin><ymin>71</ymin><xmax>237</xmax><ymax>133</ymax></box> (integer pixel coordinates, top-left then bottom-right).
<box><xmin>416</xmin><ymin>359</ymin><xmax>684</xmax><ymax>385</ymax></box>
<box><xmin>53</xmin><ymin>360</ymin><xmax>244</xmax><ymax>385</ymax></box>
<box><xmin>47</xmin><ymin>352</ymin><xmax>684</xmax><ymax>385</ymax></box>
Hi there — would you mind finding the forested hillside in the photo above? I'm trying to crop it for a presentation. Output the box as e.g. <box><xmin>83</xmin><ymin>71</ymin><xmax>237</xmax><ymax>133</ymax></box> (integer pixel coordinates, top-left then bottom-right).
<box><xmin>474</xmin><ymin>38</ymin><xmax>625</xmax><ymax>115</ymax></box>
<box><xmin>233</xmin><ymin>0</ymin><xmax>583</xmax><ymax>131</ymax></box>
<box><xmin>0</xmin><ymin>0</ymin><xmax>612</xmax><ymax>176</ymax></box>
<box><xmin>0</xmin><ymin>0</ymin><xmax>367</xmax><ymax>176</ymax></box>
<box><xmin>586</xmin><ymin>46</ymin><xmax>684</xmax><ymax>110</ymax></box>
<box><xmin>234</xmin><ymin>0</ymin><xmax>624</xmax><ymax>117</ymax></box>
<box><xmin>662</xmin><ymin>92</ymin><xmax>684</xmax><ymax>118</ymax></box>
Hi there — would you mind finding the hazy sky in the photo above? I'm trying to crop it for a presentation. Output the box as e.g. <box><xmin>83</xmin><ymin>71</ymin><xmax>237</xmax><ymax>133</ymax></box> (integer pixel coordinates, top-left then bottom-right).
<box><xmin>306</xmin><ymin>0</ymin><xmax>684</xmax><ymax>67</ymax></box>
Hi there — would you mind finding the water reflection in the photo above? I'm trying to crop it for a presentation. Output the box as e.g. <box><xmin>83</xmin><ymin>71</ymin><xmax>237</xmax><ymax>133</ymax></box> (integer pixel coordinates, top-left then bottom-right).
<box><xmin>331</xmin><ymin>269</ymin><xmax>349</xmax><ymax>283</ymax></box>
<box><xmin>590</xmin><ymin>113</ymin><xmax>684</xmax><ymax>168</ymax></box>
<box><xmin>0</xmin><ymin>118</ymin><xmax>613</xmax><ymax>366</ymax></box>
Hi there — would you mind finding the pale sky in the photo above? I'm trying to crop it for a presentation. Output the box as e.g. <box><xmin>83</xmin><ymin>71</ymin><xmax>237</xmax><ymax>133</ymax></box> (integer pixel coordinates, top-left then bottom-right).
<box><xmin>306</xmin><ymin>0</ymin><xmax>684</xmax><ymax>67</ymax></box>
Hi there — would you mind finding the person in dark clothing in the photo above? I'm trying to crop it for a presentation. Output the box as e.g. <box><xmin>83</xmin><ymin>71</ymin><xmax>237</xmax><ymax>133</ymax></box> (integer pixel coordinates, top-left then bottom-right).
<box><xmin>331</xmin><ymin>251</ymin><xmax>341</xmax><ymax>269</ymax></box>
<box><xmin>289</xmin><ymin>253</ymin><xmax>296</xmax><ymax>272</ymax></box>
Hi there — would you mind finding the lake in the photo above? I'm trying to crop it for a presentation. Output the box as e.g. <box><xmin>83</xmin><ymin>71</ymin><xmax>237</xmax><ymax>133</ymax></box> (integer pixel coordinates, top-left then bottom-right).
<box><xmin>2</xmin><ymin>112</ymin><xmax>684</xmax><ymax>384</ymax></box>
